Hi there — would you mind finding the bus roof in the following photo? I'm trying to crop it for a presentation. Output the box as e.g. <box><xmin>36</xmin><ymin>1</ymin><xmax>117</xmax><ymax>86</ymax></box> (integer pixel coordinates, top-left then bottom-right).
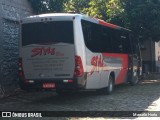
<box><xmin>22</xmin><ymin>13</ymin><xmax>131</xmax><ymax>32</ymax></box>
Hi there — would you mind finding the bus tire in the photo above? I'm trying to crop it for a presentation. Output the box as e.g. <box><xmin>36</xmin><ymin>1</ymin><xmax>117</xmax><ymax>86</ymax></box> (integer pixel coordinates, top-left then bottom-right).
<box><xmin>98</xmin><ymin>76</ymin><xmax>114</xmax><ymax>95</ymax></box>
<box><xmin>106</xmin><ymin>76</ymin><xmax>114</xmax><ymax>94</ymax></box>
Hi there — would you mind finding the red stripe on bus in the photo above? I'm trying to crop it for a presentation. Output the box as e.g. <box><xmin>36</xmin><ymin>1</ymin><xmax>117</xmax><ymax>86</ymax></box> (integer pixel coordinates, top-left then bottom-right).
<box><xmin>99</xmin><ymin>20</ymin><xmax>118</xmax><ymax>29</ymax></box>
<box><xmin>102</xmin><ymin>53</ymin><xmax>128</xmax><ymax>85</ymax></box>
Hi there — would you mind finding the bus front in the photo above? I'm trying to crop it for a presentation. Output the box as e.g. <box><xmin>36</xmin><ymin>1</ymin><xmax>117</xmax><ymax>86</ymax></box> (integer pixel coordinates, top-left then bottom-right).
<box><xmin>18</xmin><ymin>14</ymin><xmax>80</xmax><ymax>91</ymax></box>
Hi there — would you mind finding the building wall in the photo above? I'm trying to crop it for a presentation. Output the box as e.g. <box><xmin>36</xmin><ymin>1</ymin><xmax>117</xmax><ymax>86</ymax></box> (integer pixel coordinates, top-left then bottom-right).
<box><xmin>0</xmin><ymin>0</ymin><xmax>33</xmax><ymax>95</ymax></box>
<box><xmin>141</xmin><ymin>40</ymin><xmax>156</xmax><ymax>73</ymax></box>
<box><xmin>155</xmin><ymin>41</ymin><xmax>160</xmax><ymax>72</ymax></box>
<box><xmin>141</xmin><ymin>39</ymin><xmax>160</xmax><ymax>73</ymax></box>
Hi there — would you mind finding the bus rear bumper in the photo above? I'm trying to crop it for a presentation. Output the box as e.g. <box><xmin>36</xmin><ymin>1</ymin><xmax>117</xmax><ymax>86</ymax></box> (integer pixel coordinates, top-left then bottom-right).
<box><xmin>19</xmin><ymin>74</ymin><xmax>87</xmax><ymax>90</ymax></box>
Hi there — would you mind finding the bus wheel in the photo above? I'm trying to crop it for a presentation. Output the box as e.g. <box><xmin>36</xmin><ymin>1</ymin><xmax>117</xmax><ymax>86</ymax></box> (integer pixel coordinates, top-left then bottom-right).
<box><xmin>98</xmin><ymin>76</ymin><xmax>114</xmax><ymax>95</ymax></box>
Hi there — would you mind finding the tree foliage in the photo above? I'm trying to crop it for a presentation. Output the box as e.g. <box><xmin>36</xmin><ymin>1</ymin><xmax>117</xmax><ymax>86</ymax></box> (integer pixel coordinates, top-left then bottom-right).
<box><xmin>28</xmin><ymin>0</ymin><xmax>160</xmax><ymax>41</ymax></box>
<box><xmin>28</xmin><ymin>0</ymin><xmax>66</xmax><ymax>13</ymax></box>
<box><xmin>64</xmin><ymin>0</ymin><xmax>124</xmax><ymax>21</ymax></box>
<box><xmin>121</xmin><ymin>0</ymin><xmax>160</xmax><ymax>41</ymax></box>
<box><xmin>64</xmin><ymin>0</ymin><xmax>90</xmax><ymax>14</ymax></box>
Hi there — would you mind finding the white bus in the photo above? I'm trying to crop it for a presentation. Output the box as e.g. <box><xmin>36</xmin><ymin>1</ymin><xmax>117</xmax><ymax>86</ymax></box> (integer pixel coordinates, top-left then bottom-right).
<box><xmin>18</xmin><ymin>13</ymin><xmax>142</xmax><ymax>94</ymax></box>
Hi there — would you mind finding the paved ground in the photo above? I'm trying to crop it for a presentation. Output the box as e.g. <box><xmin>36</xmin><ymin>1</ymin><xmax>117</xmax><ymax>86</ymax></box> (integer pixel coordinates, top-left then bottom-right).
<box><xmin>0</xmin><ymin>79</ymin><xmax>160</xmax><ymax>120</ymax></box>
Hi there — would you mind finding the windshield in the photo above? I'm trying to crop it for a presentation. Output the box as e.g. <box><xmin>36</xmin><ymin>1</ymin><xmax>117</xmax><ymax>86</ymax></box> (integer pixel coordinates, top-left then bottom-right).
<box><xmin>22</xmin><ymin>21</ymin><xmax>74</xmax><ymax>46</ymax></box>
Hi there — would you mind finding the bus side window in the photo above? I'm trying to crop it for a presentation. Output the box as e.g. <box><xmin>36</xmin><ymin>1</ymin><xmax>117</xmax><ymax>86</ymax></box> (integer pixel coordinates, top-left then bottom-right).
<box><xmin>111</xmin><ymin>30</ymin><xmax>132</xmax><ymax>54</ymax></box>
<box><xmin>129</xmin><ymin>34</ymin><xmax>137</xmax><ymax>54</ymax></box>
<box><xmin>121</xmin><ymin>32</ymin><xmax>132</xmax><ymax>54</ymax></box>
<box><xmin>111</xmin><ymin>30</ymin><xmax>123</xmax><ymax>53</ymax></box>
<box><xmin>81</xmin><ymin>19</ymin><xmax>132</xmax><ymax>54</ymax></box>
<box><xmin>82</xmin><ymin>20</ymin><xmax>105</xmax><ymax>53</ymax></box>
<box><xmin>101</xmin><ymin>27</ymin><xmax>112</xmax><ymax>52</ymax></box>
<box><xmin>81</xmin><ymin>20</ymin><xmax>92</xmax><ymax>50</ymax></box>
<box><xmin>91</xmin><ymin>23</ymin><xmax>102</xmax><ymax>52</ymax></box>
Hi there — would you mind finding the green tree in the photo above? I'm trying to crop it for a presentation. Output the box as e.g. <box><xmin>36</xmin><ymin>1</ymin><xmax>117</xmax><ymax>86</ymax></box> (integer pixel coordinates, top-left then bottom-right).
<box><xmin>64</xmin><ymin>0</ymin><xmax>124</xmax><ymax>21</ymax></box>
<box><xmin>64</xmin><ymin>0</ymin><xmax>90</xmax><ymax>13</ymax></box>
<box><xmin>28</xmin><ymin>0</ymin><xmax>66</xmax><ymax>14</ymax></box>
<box><xmin>84</xmin><ymin>0</ymin><xmax>108</xmax><ymax>20</ymax></box>
<box><xmin>28</xmin><ymin>0</ymin><xmax>48</xmax><ymax>14</ymax></box>
<box><xmin>28</xmin><ymin>0</ymin><xmax>124</xmax><ymax>21</ymax></box>
<box><xmin>121</xmin><ymin>0</ymin><xmax>160</xmax><ymax>42</ymax></box>
<box><xmin>47</xmin><ymin>0</ymin><xmax>67</xmax><ymax>12</ymax></box>
<box><xmin>106</xmin><ymin>0</ymin><xmax>124</xmax><ymax>21</ymax></box>
<box><xmin>28</xmin><ymin>0</ymin><xmax>160</xmax><ymax>42</ymax></box>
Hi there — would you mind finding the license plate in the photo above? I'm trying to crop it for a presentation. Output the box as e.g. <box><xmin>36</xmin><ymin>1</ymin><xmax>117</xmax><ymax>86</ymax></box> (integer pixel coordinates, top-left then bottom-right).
<box><xmin>43</xmin><ymin>83</ymin><xmax>55</xmax><ymax>89</ymax></box>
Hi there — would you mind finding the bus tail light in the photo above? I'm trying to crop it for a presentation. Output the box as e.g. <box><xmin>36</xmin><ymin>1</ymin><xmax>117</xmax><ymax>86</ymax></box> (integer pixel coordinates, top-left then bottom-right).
<box><xmin>18</xmin><ymin>58</ymin><xmax>24</xmax><ymax>78</ymax></box>
<box><xmin>74</xmin><ymin>56</ymin><xmax>84</xmax><ymax>77</ymax></box>
<box><xmin>19</xmin><ymin>72</ymin><xmax>23</xmax><ymax>77</ymax></box>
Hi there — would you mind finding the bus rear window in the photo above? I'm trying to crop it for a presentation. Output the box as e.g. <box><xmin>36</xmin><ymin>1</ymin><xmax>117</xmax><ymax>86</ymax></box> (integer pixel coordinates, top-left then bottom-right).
<box><xmin>22</xmin><ymin>21</ymin><xmax>74</xmax><ymax>46</ymax></box>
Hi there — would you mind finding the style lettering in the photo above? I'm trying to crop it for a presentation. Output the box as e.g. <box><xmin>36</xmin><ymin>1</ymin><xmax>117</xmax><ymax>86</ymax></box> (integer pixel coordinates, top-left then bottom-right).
<box><xmin>31</xmin><ymin>47</ymin><xmax>55</xmax><ymax>57</ymax></box>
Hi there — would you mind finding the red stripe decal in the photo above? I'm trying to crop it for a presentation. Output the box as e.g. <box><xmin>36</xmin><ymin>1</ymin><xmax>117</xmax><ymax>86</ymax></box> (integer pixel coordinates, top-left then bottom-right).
<box><xmin>102</xmin><ymin>53</ymin><xmax>128</xmax><ymax>85</ymax></box>
<box><xmin>99</xmin><ymin>20</ymin><xmax>118</xmax><ymax>29</ymax></box>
